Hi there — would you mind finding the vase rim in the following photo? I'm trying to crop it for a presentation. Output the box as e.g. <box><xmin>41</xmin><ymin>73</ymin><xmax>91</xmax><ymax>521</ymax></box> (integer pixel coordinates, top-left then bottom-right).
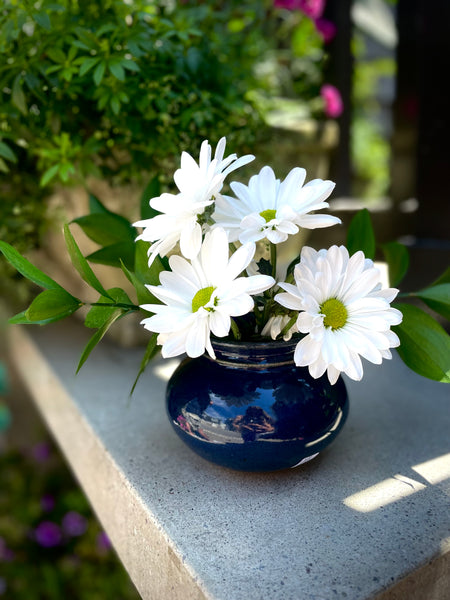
<box><xmin>209</xmin><ymin>336</ymin><xmax>300</xmax><ymax>369</ymax></box>
<box><xmin>211</xmin><ymin>335</ymin><xmax>300</xmax><ymax>350</ymax></box>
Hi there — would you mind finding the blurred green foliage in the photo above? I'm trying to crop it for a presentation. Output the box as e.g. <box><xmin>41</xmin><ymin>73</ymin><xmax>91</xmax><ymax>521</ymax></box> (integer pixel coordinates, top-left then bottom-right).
<box><xmin>352</xmin><ymin>32</ymin><xmax>396</xmax><ymax>199</ymax></box>
<box><xmin>0</xmin><ymin>0</ymin><xmax>267</xmax><ymax>189</ymax></box>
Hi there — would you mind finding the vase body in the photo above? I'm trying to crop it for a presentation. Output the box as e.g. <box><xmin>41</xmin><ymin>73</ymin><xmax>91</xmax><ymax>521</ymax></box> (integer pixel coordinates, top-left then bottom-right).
<box><xmin>166</xmin><ymin>339</ymin><xmax>349</xmax><ymax>472</ymax></box>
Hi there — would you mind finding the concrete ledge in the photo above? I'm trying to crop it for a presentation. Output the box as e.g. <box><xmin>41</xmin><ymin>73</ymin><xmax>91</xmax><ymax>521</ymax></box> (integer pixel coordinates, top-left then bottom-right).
<box><xmin>7</xmin><ymin>320</ymin><xmax>450</xmax><ymax>600</ymax></box>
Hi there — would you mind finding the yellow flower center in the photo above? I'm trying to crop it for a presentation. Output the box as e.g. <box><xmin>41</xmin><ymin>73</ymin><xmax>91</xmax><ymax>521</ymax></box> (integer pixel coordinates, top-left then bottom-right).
<box><xmin>320</xmin><ymin>298</ymin><xmax>348</xmax><ymax>330</ymax></box>
<box><xmin>260</xmin><ymin>209</ymin><xmax>277</xmax><ymax>223</ymax></box>
<box><xmin>192</xmin><ymin>286</ymin><xmax>216</xmax><ymax>313</ymax></box>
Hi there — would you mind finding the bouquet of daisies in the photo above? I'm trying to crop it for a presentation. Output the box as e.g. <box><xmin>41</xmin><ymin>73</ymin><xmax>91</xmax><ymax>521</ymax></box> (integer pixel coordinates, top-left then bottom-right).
<box><xmin>1</xmin><ymin>137</ymin><xmax>449</xmax><ymax>390</ymax></box>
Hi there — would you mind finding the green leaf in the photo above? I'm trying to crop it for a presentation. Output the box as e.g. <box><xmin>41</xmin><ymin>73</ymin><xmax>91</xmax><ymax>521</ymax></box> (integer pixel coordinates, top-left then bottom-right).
<box><xmin>84</xmin><ymin>288</ymin><xmax>133</xmax><ymax>328</ymax></box>
<box><xmin>346</xmin><ymin>208</ymin><xmax>376</xmax><ymax>259</ymax></box>
<box><xmin>46</xmin><ymin>47</ymin><xmax>66</xmax><ymax>63</ymax></box>
<box><xmin>71</xmin><ymin>213</ymin><xmax>134</xmax><ymax>246</ymax></box>
<box><xmin>110</xmin><ymin>95</ymin><xmax>120</xmax><ymax>115</ymax></box>
<box><xmin>63</xmin><ymin>224</ymin><xmax>113</xmax><ymax>299</ymax></box>
<box><xmin>130</xmin><ymin>334</ymin><xmax>159</xmax><ymax>395</ymax></box>
<box><xmin>40</xmin><ymin>164</ymin><xmax>60</xmax><ymax>187</ymax></box>
<box><xmin>120</xmin><ymin>261</ymin><xmax>155</xmax><ymax>305</ymax></box>
<box><xmin>381</xmin><ymin>241</ymin><xmax>409</xmax><ymax>286</ymax></box>
<box><xmin>393</xmin><ymin>303</ymin><xmax>450</xmax><ymax>383</ymax></box>
<box><xmin>0</xmin><ymin>141</ymin><xmax>17</xmax><ymax>163</ymax></box>
<box><xmin>93</xmin><ymin>61</ymin><xmax>106</xmax><ymax>86</ymax></box>
<box><xmin>0</xmin><ymin>241</ymin><xmax>63</xmax><ymax>290</ymax></box>
<box><xmin>8</xmin><ymin>310</ymin><xmax>65</xmax><ymax>326</ymax></box>
<box><xmin>431</xmin><ymin>266</ymin><xmax>450</xmax><ymax>287</ymax></box>
<box><xmin>122</xmin><ymin>59</ymin><xmax>140</xmax><ymax>72</ymax></box>
<box><xmin>32</xmin><ymin>11</ymin><xmax>51</xmax><ymax>30</ymax></box>
<box><xmin>79</xmin><ymin>56</ymin><xmax>100</xmax><ymax>76</ymax></box>
<box><xmin>108</xmin><ymin>62</ymin><xmax>125</xmax><ymax>81</ymax></box>
<box><xmin>88</xmin><ymin>193</ymin><xmax>110</xmax><ymax>215</ymax></box>
<box><xmin>12</xmin><ymin>75</ymin><xmax>27</xmax><ymax>115</ymax></box>
<box><xmin>140</xmin><ymin>176</ymin><xmax>161</xmax><ymax>220</ymax></box>
<box><xmin>415</xmin><ymin>283</ymin><xmax>450</xmax><ymax>321</ymax></box>
<box><xmin>76</xmin><ymin>309</ymin><xmax>123</xmax><ymax>372</ymax></box>
<box><xmin>134</xmin><ymin>240</ymin><xmax>165</xmax><ymax>285</ymax></box>
<box><xmin>87</xmin><ymin>241</ymin><xmax>135</xmax><ymax>270</ymax></box>
<box><xmin>26</xmin><ymin>289</ymin><xmax>81</xmax><ymax>323</ymax></box>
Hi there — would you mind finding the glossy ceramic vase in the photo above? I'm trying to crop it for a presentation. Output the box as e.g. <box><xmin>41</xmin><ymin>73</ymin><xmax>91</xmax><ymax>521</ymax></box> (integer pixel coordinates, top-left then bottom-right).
<box><xmin>166</xmin><ymin>338</ymin><xmax>349</xmax><ymax>472</ymax></box>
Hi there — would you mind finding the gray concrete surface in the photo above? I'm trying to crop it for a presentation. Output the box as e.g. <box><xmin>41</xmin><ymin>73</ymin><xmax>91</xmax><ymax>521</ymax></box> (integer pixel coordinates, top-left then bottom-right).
<box><xmin>7</xmin><ymin>320</ymin><xmax>450</xmax><ymax>600</ymax></box>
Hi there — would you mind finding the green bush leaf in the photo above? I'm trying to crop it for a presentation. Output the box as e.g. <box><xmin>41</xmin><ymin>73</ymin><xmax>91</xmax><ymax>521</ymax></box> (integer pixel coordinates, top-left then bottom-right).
<box><xmin>134</xmin><ymin>240</ymin><xmax>165</xmax><ymax>285</ymax></box>
<box><xmin>40</xmin><ymin>164</ymin><xmax>60</xmax><ymax>187</ymax></box>
<box><xmin>79</xmin><ymin>56</ymin><xmax>100</xmax><ymax>76</ymax></box>
<box><xmin>381</xmin><ymin>241</ymin><xmax>409</xmax><ymax>286</ymax></box>
<box><xmin>87</xmin><ymin>241</ymin><xmax>135</xmax><ymax>270</ymax></box>
<box><xmin>346</xmin><ymin>208</ymin><xmax>376</xmax><ymax>259</ymax></box>
<box><xmin>0</xmin><ymin>241</ymin><xmax>63</xmax><ymax>291</ymax></box>
<box><xmin>32</xmin><ymin>11</ymin><xmax>51</xmax><ymax>30</ymax></box>
<box><xmin>108</xmin><ymin>62</ymin><xmax>125</xmax><ymax>81</ymax></box>
<box><xmin>12</xmin><ymin>75</ymin><xmax>27</xmax><ymax>115</ymax></box>
<box><xmin>415</xmin><ymin>283</ymin><xmax>450</xmax><ymax>321</ymax></box>
<box><xmin>393</xmin><ymin>303</ymin><xmax>450</xmax><ymax>383</ymax></box>
<box><xmin>63</xmin><ymin>224</ymin><xmax>113</xmax><ymax>299</ymax></box>
<box><xmin>93</xmin><ymin>61</ymin><xmax>106</xmax><ymax>85</ymax></box>
<box><xmin>0</xmin><ymin>141</ymin><xmax>17</xmax><ymax>163</ymax></box>
<box><xmin>71</xmin><ymin>213</ymin><xmax>134</xmax><ymax>246</ymax></box>
<box><xmin>26</xmin><ymin>289</ymin><xmax>81</xmax><ymax>323</ymax></box>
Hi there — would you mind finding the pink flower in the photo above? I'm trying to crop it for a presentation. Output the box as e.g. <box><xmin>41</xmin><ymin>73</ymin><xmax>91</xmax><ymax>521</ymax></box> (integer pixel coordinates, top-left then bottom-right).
<box><xmin>274</xmin><ymin>0</ymin><xmax>325</xmax><ymax>18</ymax></box>
<box><xmin>315</xmin><ymin>18</ymin><xmax>336</xmax><ymax>43</ymax></box>
<box><xmin>320</xmin><ymin>84</ymin><xmax>343</xmax><ymax>118</ymax></box>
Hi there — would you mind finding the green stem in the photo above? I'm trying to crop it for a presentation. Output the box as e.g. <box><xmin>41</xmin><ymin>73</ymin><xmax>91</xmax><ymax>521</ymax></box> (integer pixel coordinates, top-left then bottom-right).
<box><xmin>280</xmin><ymin>314</ymin><xmax>297</xmax><ymax>338</ymax></box>
<box><xmin>270</xmin><ymin>243</ymin><xmax>277</xmax><ymax>279</ymax></box>
<box><xmin>91</xmin><ymin>301</ymin><xmax>140</xmax><ymax>311</ymax></box>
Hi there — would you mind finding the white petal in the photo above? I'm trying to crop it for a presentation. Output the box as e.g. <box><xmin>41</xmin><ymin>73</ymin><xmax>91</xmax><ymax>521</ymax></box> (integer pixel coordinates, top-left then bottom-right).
<box><xmin>180</xmin><ymin>220</ymin><xmax>202</xmax><ymax>259</ymax></box>
<box><xmin>275</xmin><ymin>291</ymin><xmax>303</xmax><ymax>311</ymax></box>
<box><xmin>210</xmin><ymin>310</ymin><xmax>231</xmax><ymax>337</ymax></box>
<box><xmin>295</xmin><ymin>214</ymin><xmax>342</xmax><ymax>229</ymax></box>
<box><xmin>185</xmin><ymin>316</ymin><xmax>209</xmax><ymax>357</ymax></box>
<box><xmin>243</xmin><ymin>274</ymin><xmax>275</xmax><ymax>295</ymax></box>
<box><xmin>294</xmin><ymin>335</ymin><xmax>322</xmax><ymax>366</ymax></box>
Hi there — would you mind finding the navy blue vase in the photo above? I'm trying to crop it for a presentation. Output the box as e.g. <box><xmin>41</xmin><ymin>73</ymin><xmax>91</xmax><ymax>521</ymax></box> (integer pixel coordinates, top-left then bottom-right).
<box><xmin>166</xmin><ymin>338</ymin><xmax>349</xmax><ymax>472</ymax></box>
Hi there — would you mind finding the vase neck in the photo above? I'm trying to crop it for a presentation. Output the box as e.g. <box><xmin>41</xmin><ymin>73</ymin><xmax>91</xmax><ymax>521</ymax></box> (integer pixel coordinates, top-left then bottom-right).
<box><xmin>209</xmin><ymin>338</ymin><xmax>298</xmax><ymax>370</ymax></box>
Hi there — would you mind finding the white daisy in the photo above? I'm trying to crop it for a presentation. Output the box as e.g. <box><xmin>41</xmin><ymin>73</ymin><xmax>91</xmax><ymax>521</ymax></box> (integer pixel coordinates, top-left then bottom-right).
<box><xmin>275</xmin><ymin>245</ymin><xmax>403</xmax><ymax>384</ymax></box>
<box><xmin>140</xmin><ymin>228</ymin><xmax>274</xmax><ymax>359</ymax></box>
<box><xmin>213</xmin><ymin>165</ymin><xmax>341</xmax><ymax>245</ymax></box>
<box><xmin>134</xmin><ymin>137</ymin><xmax>254</xmax><ymax>264</ymax></box>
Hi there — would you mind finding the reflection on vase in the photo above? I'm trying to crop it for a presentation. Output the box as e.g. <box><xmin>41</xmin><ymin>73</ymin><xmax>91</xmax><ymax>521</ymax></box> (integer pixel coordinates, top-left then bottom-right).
<box><xmin>231</xmin><ymin>407</ymin><xmax>275</xmax><ymax>442</ymax></box>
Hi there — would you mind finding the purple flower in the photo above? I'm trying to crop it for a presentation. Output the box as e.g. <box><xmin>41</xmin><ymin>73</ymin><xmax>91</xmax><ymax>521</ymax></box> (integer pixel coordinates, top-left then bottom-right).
<box><xmin>34</xmin><ymin>521</ymin><xmax>62</xmax><ymax>548</ymax></box>
<box><xmin>320</xmin><ymin>84</ymin><xmax>343</xmax><ymax>118</ymax></box>
<box><xmin>96</xmin><ymin>531</ymin><xmax>112</xmax><ymax>554</ymax></box>
<box><xmin>0</xmin><ymin>538</ymin><xmax>14</xmax><ymax>562</ymax></box>
<box><xmin>31</xmin><ymin>441</ymin><xmax>51</xmax><ymax>463</ymax></box>
<box><xmin>40</xmin><ymin>494</ymin><xmax>55</xmax><ymax>513</ymax></box>
<box><xmin>315</xmin><ymin>18</ymin><xmax>336</xmax><ymax>43</ymax></box>
<box><xmin>62</xmin><ymin>511</ymin><xmax>87</xmax><ymax>537</ymax></box>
